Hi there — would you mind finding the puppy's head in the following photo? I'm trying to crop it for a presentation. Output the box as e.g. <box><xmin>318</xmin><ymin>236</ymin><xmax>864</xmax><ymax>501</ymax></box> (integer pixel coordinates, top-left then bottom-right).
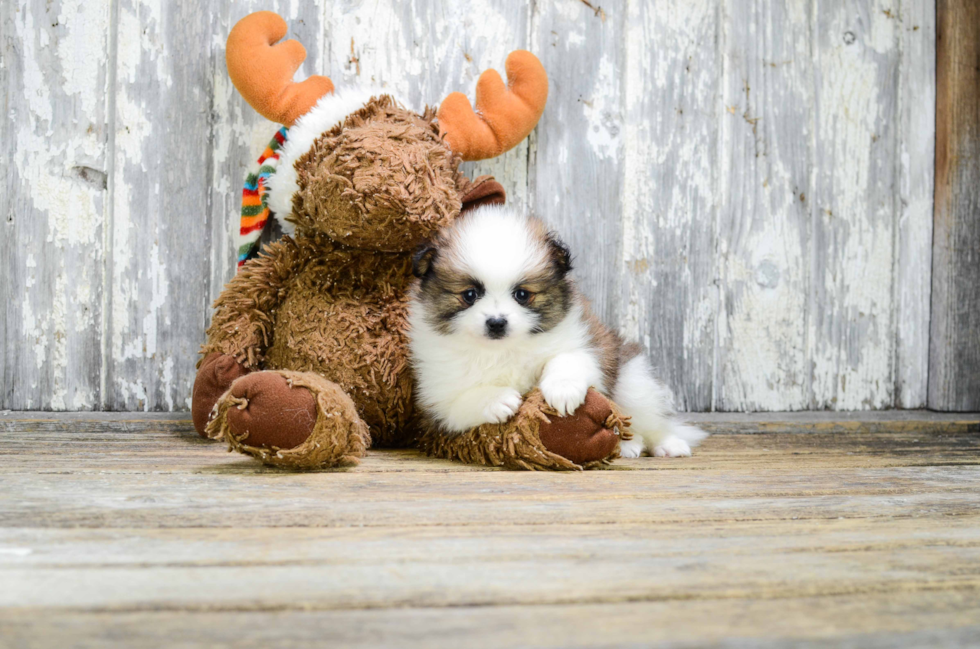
<box><xmin>412</xmin><ymin>205</ymin><xmax>573</xmax><ymax>342</ymax></box>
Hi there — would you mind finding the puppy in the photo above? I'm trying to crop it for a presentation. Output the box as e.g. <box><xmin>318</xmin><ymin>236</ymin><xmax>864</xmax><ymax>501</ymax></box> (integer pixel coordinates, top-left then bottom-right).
<box><xmin>407</xmin><ymin>205</ymin><xmax>707</xmax><ymax>457</ymax></box>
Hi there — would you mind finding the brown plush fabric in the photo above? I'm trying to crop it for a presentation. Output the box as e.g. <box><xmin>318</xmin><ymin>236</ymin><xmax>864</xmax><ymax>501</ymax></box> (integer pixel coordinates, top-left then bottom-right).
<box><xmin>207</xmin><ymin>370</ymin><xmax>370</xmax><ymax>469</ymax></box>
<box><xmin>293</xmin><ymin>97</ymin><xmax>461</xmax><ymax>252</ymax></box>
<box><xmin>437</xmin><ymin>50</ymin><xmax>549</xmax><ymax>161</ymax></box>
<box><xmin>225</xmin><ymin>372</ymin><xmax>318</xmax><ymax>450</ymax></box>
<box><xmin>225</xmin><ymin>12</ymin><xmax>334</xmax><ymax>126</ymax></box>
<box><xmin>418</xmin><ymin>389</ymin><xmax>628</xmax><ymax>471</ymax></box>
<box><xmin>192</xmin><ymin>353</ymin><xmax>249</xmax><ymax>436</ymax></box>
<box><xmin>201</xmin><ymin>236</ymin><xmax>310</xmax><ymax>368</ymax></box>
<box><xmin>262</xmin><ymin>244</ymin><xmax>419</xmax><ymax>448</ymax></box>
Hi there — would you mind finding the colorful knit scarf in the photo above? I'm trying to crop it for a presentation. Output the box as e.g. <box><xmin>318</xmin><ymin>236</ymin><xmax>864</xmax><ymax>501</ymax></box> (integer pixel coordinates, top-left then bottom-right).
<box><xmin>237</xmin><ymin>126</ymin><xmax>288</xmax><ymax>270</ymax></box>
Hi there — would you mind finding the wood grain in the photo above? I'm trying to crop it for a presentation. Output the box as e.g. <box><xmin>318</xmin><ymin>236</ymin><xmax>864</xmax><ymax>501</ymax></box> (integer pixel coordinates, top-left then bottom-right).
<box><xmin>895</xmin><ymin>0</ymin><xmax>937</xmax><ymax>408</ymax></box>
<box><xmin>930</xmin><ymin>0</ymin><xmax>980</xmax><ymax>411</ymax></box>
<box><xmin>1</xmin><ymin>0</ymin><xmax>111</xmax><ymax>410</ymax></box>
<box><xmin>809</xmin><ymin>0</ymin><xmax>902</xmax><ymax>409</ymax></box>
<box><xmin>530</xmin><ymin>0</ymin><xmax>625</xmax><ymax>325</ymax></box>
<box><xmin>0</xmin><ymin>414</ymin><xmax>978</xmax><ymax>647</ymax></box>
<box><xmin>619</xmin><ymin>0</ymin><xmax>720</xmax><ymax>411</ymax></box>
<box><xmin>103</xmin><ymin>0</ymin><xmax>217</xmax><ymax>411</ymax></box>
<box><xmin>715</xmin><ymin>0</ymin><xmax>811</xmax><ymax>410</ymax></box>
<box><xmin>2</xmin><ymin>529</ymin><xmax>978</xmax><ymax>609</ymax></box>
<box><xmin>1</xmin><ymin>596</ymin><xmax>978</xmax><ymax>649</ymax></box>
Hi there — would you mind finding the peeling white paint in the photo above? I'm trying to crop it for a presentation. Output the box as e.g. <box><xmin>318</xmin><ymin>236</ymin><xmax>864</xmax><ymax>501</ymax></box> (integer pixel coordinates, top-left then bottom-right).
<box><xmin>809</xmin><ymin>3</ymin><xmax>899</xmax><ymax>409</ymax></box>
<box><xmin>583</xmin><ymin>55</ymin><xmax>622</xmax><ymax>161</ymax></box>
<box><xmin>56</xmin><ymin>0</ymin><xmax>108</xmax><ymax>116</ymax></box>
<box><xmin>6</xmin><ymin>0</ymin><xmax>110</xmax><ymax>411</ymax></box>
<box><xmin>893</xmin><ymin>0</ymin><xmax>936</xmax><ymax>408</ymax></box>
<box><xmin>48</xmin><ymin>267</ymin><xmax>69</xmax><ymax>410</ymax></box>
<box><xmin>619</xmin><ymin>0</ymin><xmax>720</xmax><ymax>410</ymax></box>
<box><xmin>141</xmin><ymin>243</ymin><xmax>170</xmax><ymax>359</ymax></box>
<box><xmin>160</xmin><ymin>356</ymin><xmax>175</xmax><ymax>410</ymax></box>
<box><xmin>713</xmin><ymin>1</ymin><xmax>812</xmax><ymax>411</ymax></box>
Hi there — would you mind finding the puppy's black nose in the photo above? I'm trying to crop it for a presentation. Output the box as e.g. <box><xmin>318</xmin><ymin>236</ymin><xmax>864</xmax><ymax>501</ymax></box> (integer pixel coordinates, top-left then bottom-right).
<box><xmin>485</xmin><ymin>316</ymin><xmax>508</xmax><ymax>339</ymax></box>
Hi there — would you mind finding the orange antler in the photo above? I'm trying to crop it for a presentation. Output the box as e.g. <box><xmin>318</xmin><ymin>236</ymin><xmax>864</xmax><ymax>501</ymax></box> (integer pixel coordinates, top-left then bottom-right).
<box><xmin>226</xmin><ymin>12</ymin><xmax>334</xmax><ymax>126</ymax></box>
<box><xmin>437</xmin><ymin>51</ymin><xmax>549</xmax><ymax>161</ymax></box>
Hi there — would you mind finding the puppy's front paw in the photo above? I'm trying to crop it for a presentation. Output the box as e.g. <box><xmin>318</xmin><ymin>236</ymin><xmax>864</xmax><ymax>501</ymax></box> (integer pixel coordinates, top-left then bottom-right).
<box><xmin>618</xmin><ymin>438</ymin><xmax>644</xmax><ymax>459</ymax></box>
<box><xmin>654</xmin><ymin>435</ymin><xmax>692</xmax><ymax>458</ymax></box>
<box><xmin>540</xmin><ymin>376</ymin><xmax>589</xmax><ymax>416</ymax></box>
<box><xmin>483</xmin><ymin>388</ymin><xmax>523</xmax><ymax>424</ymax></box>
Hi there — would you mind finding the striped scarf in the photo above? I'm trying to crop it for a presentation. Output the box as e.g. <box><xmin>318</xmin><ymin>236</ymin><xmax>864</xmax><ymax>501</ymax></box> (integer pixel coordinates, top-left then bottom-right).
<box><xmin>237</xmin><ymin>126</ymin><xmax>288</xmax><ymax>270</ymax></box>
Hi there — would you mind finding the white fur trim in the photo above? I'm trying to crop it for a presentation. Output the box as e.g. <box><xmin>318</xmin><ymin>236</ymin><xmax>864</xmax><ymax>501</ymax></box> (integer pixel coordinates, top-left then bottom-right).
<box><xmin>266</xmin><ymin>87</ymin><xmax>379</xmax><ymax>225</ymax></box>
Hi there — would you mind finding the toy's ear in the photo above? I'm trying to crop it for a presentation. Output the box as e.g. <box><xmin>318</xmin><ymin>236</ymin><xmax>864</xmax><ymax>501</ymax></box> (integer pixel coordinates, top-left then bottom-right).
<box><xmin>546</xmin><ymin>233</ymin><xmax>572</xmax><ymax>278</ymax></box>
<box><xmin>459</xmin><ymin>176</ymin><xmax>506</xmax><ymax>214</ymax></box>
<box><xmin>412</xmin><ymin>244</ymin><xmax>438</xmax><ymax>279</ymax></box>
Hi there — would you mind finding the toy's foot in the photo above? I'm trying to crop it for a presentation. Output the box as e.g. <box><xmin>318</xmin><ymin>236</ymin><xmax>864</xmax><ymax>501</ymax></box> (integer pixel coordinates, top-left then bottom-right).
<box><xmin>537</xmin><ymin>388</ymin><xmax>621</xmax><ymax>465</ymax></box>
<box><xmin>192</xmin><ymin>353</ymin><xmax>249</xmax><ymax>436</ymax></box>
<box><xmin>226</xmin><ymin>372</ymin><xmax>317</xmax><ymax>450</ymax></box>
<box><xmin>207</xmin><ymin>370</ymin><xmax>371</xmax><ymax>469</ymax></box>
<box><xmin>418</xmin><ymin>388</ymin><xmax>627</xmax><ymax>471</ymax></box>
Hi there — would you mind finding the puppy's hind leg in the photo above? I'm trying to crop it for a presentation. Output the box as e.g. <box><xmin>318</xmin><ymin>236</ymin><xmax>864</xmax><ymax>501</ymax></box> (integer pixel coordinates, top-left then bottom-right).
<box><xmin>611</xmin><ymin>355</ymin><xmax>708</xmax><ymax>458</ymax></box>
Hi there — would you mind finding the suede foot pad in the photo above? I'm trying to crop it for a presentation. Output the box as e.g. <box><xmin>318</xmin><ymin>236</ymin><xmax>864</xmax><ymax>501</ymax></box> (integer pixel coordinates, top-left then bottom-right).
<box><xmin>192</xmin><ymin>353</ymin><xmax>249</xmax><ymax>437</ymax></box>
<box><xmin>537</xmin><ymin>388</ymin><xmax>623</xmax><ymax>465</ymax></box>
<box><xmin>226</xmin><ymin>372</ymin><xmax>318</xmax><ymax>450</ymax></box>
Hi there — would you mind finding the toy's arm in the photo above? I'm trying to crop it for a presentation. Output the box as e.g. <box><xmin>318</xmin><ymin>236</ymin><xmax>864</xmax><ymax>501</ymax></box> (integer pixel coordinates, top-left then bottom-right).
<box><xmin>193</xmin><ymin>237</ymin><xmax>308</xmax><ymax>436</ymax></box>
<box><xmin>201</xmin><ymin>237</ymin><xmax>307</xmax><ymax>368</ymax></box>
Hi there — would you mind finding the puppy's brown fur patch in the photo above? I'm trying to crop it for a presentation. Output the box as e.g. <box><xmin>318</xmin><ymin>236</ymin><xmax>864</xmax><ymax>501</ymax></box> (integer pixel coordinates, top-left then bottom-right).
<box><xmin>579</xmin><ymin>296</ymin><xmax>639</xmax><ymax>392</ymax></box>
<box><xmin>415</xmin><ymin>261</ymin><xmax>483</xmax><ymax>334</ymax></box>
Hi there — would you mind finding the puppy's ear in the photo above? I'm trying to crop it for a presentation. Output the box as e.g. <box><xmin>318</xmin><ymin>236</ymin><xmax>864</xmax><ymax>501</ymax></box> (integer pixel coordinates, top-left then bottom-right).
<box><xmin>412</xmin><ymin>244</ymin><xmax>438</xmax><ymax>279</ymax></box>
<box><xmin>546</xmin><ymin>233</ymin><xmax>572</xmax><ymax>278</ymax></box>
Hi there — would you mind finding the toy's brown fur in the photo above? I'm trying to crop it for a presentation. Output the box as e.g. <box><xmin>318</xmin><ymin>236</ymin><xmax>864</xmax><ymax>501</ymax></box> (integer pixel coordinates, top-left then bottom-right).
<box><xmin>418</xmin><ymin>389</ymin><xmax>629</xmax><ymax>471</ymax></box>
<box><xmin>196</xmin><ymin>94</ymin><xmax>624</xmax><ymax>470</ymax></box>
<box><xmin>292</xmin><ymin>99</ymin><xmax>461</xmax><ymax>251</ymax></box>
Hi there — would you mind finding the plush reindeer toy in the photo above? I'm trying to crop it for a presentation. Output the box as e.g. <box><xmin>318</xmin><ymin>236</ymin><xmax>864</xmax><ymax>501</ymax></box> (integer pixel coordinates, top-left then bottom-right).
<box><xmin>192</xmin><ymin>11</ymin><xmax>627</xmax><ymax>470</ymax></box>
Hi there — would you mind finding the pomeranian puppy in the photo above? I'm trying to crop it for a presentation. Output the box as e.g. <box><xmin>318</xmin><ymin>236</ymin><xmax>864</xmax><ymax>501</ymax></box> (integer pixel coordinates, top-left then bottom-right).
<box><xmin>407</xmin><ymin>205</ymin><xmax>707</xmax><ymax>457</ymax></box>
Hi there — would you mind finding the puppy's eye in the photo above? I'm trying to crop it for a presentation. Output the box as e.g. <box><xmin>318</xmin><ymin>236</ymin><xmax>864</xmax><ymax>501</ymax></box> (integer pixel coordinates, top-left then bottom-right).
<box><xmin>461</xmin><ymin>289</ymin><xmax>479</xmax><ymax>306</ymax></box>
<box><xmin>513</xmin><ymin>288</ymin><xmax>532</xmax><ymax>305</ymax></box>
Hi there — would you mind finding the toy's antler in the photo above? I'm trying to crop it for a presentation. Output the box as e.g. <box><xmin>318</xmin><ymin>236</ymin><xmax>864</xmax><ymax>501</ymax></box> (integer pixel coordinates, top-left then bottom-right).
<box><xmin>437</xmin><ymin>51</ymin><xmax>548</xmax><ymax>161</ymax></box>
<box><xmin>226</xmin><ymin>12</ymin><xmax>334</xmax><ymax>126</ymax></box>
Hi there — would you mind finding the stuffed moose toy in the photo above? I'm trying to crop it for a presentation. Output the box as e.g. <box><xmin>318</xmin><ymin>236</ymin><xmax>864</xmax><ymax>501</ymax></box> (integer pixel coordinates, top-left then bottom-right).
<box><xmin>192</xmin><ymin>11</ymin><xmax>628</xmax><ymax>470</ymax></box>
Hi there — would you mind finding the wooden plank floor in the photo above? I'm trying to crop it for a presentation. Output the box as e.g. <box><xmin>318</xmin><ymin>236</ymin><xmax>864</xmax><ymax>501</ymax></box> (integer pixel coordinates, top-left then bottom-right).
<box><xmin>1</xmin><ymin>412</ymin><xmax>979</xmax><ymax>648</ymax></box>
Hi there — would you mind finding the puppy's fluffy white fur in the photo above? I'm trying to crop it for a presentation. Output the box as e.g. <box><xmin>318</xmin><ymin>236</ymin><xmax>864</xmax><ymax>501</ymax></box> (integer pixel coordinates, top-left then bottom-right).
<box><xmin>408</xmin><ymin>206</ymin><xmax>707</xmax><ymax>457</ymax></box>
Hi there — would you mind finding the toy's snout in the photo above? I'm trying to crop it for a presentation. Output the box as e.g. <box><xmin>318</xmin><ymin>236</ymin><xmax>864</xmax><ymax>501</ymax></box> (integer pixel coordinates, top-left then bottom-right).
<box><xmin>295</xmin><ymin>108</ymin><xmax>461</xmax><ymax>253</ymax></box>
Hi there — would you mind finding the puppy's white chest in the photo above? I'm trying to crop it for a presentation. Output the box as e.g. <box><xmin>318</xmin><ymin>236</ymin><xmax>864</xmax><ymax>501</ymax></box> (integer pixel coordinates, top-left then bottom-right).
<box><xmin>477</xmin><ymin>353</ymin><xmax>545</xmax><ymax>393</ymax></box>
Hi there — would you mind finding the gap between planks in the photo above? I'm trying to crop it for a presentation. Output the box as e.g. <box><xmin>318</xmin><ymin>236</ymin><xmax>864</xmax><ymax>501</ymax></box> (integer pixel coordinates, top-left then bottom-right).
<box><xmin>2</xmin><ymin>410</ymin><xmax>978</xmax><ymax>433</ymax></box>
<box><xmin>0</xmin><ymin>596</ymin><xmax>978</xmax><ymax>649</ymax></box>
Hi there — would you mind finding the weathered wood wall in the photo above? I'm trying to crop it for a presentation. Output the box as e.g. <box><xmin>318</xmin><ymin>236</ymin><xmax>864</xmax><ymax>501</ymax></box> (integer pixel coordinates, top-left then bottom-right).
<box><xmin>930</xmin><ymin>0</ymin><xmax>980</xmax><ymax>411</ymax></box>
<box><xmin>1</xmin><ymin>0</ymin><xmax>941</xmax><ymax>412</ymax></box>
